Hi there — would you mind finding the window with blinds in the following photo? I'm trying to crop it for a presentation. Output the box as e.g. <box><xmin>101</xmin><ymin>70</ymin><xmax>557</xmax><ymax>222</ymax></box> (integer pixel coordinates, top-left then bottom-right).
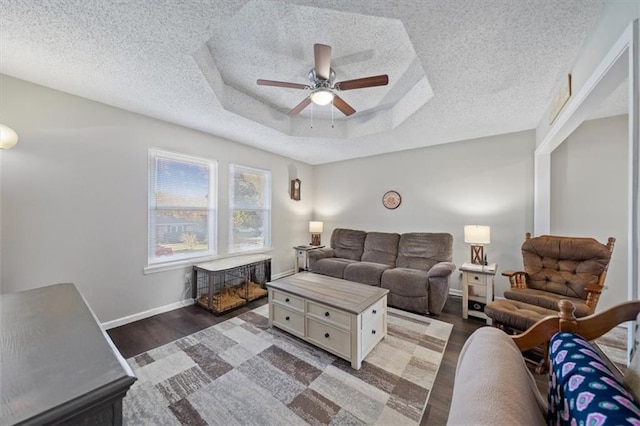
<box><xmin>148</xmin><ymin>149</ymin><xmax>217</xmax><ymax>265</ymax></box>
<box><xmin>229</xmin><ymin>164</ymin><xmax>271</xmax><ymax>253</ymax></box>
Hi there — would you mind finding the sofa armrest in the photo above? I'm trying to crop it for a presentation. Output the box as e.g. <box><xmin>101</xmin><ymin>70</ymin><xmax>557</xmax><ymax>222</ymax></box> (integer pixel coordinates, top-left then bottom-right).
<box><xmin>426</xmin><ymin>262</ymin><xmax>455</xmax><ymax>314</ymax></box>
<box><xmin>448</xmin><ymin>327</ymin><xmax>546</xmax><ymax>426</ymax></box>
<box><xmin>427</xmin><ymin>261</ymin><xmax>456</xmax><ymax>278</ymax></box>
<box><xmin>308</xmin><ymin>248</ymin><xmax>335</xmax><ymax>270</ymax></box>
<box><xmin>502</xmin><ymin>270</ymin><xmax>528</xmax><ymax>289</ymax></box>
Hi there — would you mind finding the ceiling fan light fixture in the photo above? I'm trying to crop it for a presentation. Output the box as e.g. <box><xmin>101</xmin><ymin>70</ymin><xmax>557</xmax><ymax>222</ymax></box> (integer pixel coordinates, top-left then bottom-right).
<box><xmin>310</xmin><ymin>88</ymin><xmax>334</xmax><ymax>106</ymax></box>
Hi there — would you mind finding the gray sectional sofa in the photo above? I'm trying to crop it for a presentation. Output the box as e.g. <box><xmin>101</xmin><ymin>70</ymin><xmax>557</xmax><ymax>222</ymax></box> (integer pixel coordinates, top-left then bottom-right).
<box><xmin>308</xmin><ymin>228</ymin><xmax>455</xmax><ymax>315</ymax></box>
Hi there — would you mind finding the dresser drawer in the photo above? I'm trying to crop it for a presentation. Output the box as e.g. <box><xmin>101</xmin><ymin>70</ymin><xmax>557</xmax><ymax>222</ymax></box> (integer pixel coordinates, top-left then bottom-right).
<box><xmin>362</xmin><ymin>297</ymin><xmax>385</xmax><ymax>325</ymax></box>
<box><xmin>272</xmin><ymin>290</ymin><xmax>304</xmax><ymax>311</ymax></box>
<box><xmin>465</xmin><ymin>272</ymin><xmax>487</xmax><ymax>285</ymax></box>
<box><xmin>307</xmin><ymin>301</ymin><xmax>351</xmax><ymax>329</ymax></box>
<box><xmin>306</xmin><ymin>318</ymin><xmax>351</xmax><ymax>359</ymax></box>
<box><xmin>362</xmin><ymin>312</ymin><xmax>385</xmax><ymax>356</ymax></box>
<box><xmin>272</xmin><ymin>304</ymin><xmax>304</xmax><ymax>336</ymax></box>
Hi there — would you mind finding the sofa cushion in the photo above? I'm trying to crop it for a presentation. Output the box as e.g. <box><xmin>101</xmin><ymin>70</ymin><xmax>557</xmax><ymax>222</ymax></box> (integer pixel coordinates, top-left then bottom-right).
<box><xmin>330</xmin><ymin>228</ymin><xmax>367</xmax><ymax>261</ymax></box>
<box><xmin>549</xmin><ymin>332</ymin><xmax>640</xmax><ymax>425</ymax></box>
<box><xmin>343</xmin><ymin>262</ymin><xmax>390</xmax><ymax>286</ymax></box>
<box><xmin>447</xmin><ymin>327</ymin><xmax>546</xmax><ymax>426</ymax></box>
<box><xmin>361</xmin><ymin>232</ymin><xmax>400</xmax><ymax>267</ymax></box>
<box><xmin>313</xmin><ymin>258</ymin><xmax>358</xmax><ymax>279</ymax></box>
<box><xmin>504</xmin><ymin>288</ymin><xmax>593</xmax><ymax>317</ymax></box>
<box><xmin>396</xmin><ymin>233</ymin><xmax>453</xmax><ymax>271</ymax></box>
<box><xmin>381</xmin><ymin>268</ymin><xmax>429</xmax><ymax>297</ymax></box>
<box><xmin>521</xmin><ymin>235</ymin><xmax>612</xmax><ymax>300</ymax></box>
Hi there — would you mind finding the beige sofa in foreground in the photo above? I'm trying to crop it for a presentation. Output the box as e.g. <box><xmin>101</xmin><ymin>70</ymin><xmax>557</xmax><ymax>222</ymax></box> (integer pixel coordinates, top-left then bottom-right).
<box><xmin>448</xmin><ymin>300</ymin><xmax>640</xmax><ymax>425</ymax></box>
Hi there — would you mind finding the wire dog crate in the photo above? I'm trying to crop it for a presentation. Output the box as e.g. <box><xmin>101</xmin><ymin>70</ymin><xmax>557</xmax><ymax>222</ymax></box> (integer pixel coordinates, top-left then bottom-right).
<box><xmin>192</xmin><ymin>254</ymin><xmax>271</xmax><ymax>314</ymax></box>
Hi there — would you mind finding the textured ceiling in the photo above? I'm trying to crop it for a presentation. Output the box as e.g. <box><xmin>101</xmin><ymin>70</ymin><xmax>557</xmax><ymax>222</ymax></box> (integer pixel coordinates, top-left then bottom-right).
<box><xmin>195</xmin><ymin>1</ymin><xmax>433</xmax><ymax>138</ymax></box>
<box><xmin>0</xmin><ymin>0</ymin><xmax>610</xmax><ymax>164</ymax></box>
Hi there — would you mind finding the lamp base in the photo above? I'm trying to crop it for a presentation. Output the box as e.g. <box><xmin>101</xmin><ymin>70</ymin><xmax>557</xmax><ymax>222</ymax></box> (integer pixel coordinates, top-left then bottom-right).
<box><xmin>470</xmin><ymin>245</ymin><xmax>484</xmax><ymax>264</ymax></box>
<box><xmin>311</xmin><ymin>233</ymin><xmax>321</xmax><ymax>246</ymax></box>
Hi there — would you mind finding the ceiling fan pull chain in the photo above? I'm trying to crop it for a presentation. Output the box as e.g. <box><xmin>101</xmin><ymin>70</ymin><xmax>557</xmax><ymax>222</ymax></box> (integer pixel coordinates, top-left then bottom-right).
<box><xmin>331</xmin><ymin>98</ymin><xmax>334</xmax><ymax>128</ymax></box>
<box><xmin>310</xmin><ymin>102</ymin><xmax>314</xmax><ymax>129</ymax></box>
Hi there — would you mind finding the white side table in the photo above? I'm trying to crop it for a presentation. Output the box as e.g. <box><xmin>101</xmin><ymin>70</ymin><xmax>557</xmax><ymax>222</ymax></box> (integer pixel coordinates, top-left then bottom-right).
<box><xmin>293</xmin><ymin>245</ymin><xmax>324</xmax><ymax>273</ymax></box>
<box><xmin>460</xmin><ymin>262</ymin><xmax>497</xmax><ymax>325</ymax></box>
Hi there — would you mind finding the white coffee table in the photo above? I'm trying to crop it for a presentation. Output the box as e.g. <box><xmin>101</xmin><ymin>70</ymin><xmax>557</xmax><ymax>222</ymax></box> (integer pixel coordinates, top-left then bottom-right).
<box><xmin>267</xmin><ymin>272</ymin><xmax>388</xmax><ymax>369</ymax></box>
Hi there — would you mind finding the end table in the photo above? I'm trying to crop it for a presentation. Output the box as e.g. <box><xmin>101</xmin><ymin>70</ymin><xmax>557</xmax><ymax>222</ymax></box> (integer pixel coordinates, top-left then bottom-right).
<box><xmin>460</xmin><ymin>262</ymin><xmax>497</xmax><ymax>325</ymax></box>
<box><xmin>293</xmin><ymin>245</ymin><xmax>324</xmax><ymax>273</ymax></box>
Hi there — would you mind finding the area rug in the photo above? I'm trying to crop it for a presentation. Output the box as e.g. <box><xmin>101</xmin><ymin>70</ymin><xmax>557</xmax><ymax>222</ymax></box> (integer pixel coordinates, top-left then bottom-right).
<box><xmin>123</xmin><ymin>304</ymin><xmax>453</xmax><ymax>425</ymax></box>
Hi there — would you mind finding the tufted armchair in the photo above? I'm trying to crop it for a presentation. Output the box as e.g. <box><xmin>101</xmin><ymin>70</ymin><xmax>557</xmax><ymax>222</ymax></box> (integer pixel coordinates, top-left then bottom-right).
<box><xmin>485</xmin><ymin>233</ymin><xmax>615</xmax><ymax>332</ymax></box>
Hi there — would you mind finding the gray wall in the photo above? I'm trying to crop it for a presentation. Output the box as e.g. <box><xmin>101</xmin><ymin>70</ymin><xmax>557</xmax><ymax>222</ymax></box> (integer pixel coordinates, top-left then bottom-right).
<box><xmin>551</xmin><ymin>114</ymin><xmax>628</xmax><ymax>310</ymax></box>
<box><xmin>313</xmin><ymin>130</ymin><xmax>536</xmax><ymax>298</ymax></box>
<box><xmin>0</xmin><ymin>75</ymin><xmax>314</xmax><ymax>323</ymax></box>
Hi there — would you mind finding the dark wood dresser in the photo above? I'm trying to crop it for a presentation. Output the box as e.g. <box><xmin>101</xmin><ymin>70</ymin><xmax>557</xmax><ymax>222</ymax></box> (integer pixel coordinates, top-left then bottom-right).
<box><xmin>1</xmin><ymin>283</ymin><xmax>137</xmax><ymax>425</ymax></box>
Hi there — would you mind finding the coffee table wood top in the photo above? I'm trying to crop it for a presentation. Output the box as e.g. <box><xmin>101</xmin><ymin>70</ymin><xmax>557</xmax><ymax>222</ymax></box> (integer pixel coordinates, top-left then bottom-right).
<box><xmin>267</xmin><ymin>272</ymin><xmax>388</xmax><ymax>314</ymax></box>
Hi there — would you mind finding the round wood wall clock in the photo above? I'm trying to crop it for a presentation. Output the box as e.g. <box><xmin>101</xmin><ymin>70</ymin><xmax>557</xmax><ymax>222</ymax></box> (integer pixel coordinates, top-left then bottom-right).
<box><xmin>382</xmin><ymin>190</ymin><xmax>401</xmax><ymax>209</ymax></box>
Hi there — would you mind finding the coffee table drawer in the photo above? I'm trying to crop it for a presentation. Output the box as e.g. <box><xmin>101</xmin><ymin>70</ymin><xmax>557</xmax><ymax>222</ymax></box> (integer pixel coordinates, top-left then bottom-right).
<box><xmin>272</xmin><ymin>305</ymin><xmax>304</xmax><ymax>337</ymax></box>
<box><xmin>272</xmin><ymin>290</ymin><xmax>304</xmax><ymax>311</ymax></box>
<box><xmin>306</xmin><ymin>318</ymin><xmax>351</xmax><ymax>359</ymax></box>
<box><xmin>362</xmin><ymin>297</ymin><xmax>385</xmax><ymax>325</ymax></box>
<box><xmin>362</xmin><ymin>312</ymin><xmax>385</xmax><ymax>355</ymax></box>
<box><xmin>307</xmin><ymin>301</ymin><xmax>351</xmax><ymax>329</ymax></box>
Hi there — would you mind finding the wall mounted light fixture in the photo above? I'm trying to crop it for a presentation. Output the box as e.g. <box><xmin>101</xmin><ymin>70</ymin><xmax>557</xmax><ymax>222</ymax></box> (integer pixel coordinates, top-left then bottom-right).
<box><xmin>0</xmin><ymin>124</ymin><xmax>19</xmax><ymax>149</ymax></box>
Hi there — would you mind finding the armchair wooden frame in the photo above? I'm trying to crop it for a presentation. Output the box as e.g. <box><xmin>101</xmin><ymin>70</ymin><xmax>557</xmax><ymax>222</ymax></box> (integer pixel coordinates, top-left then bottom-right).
<box><xmin>512</xmin><ymin>298</ymin><xmax>639</xmax><ymax>373</ymax></box>
<box><xmin>502</xmin><ymin>233</ymin><xmax>616</xmax><ymax>312</ymax></box>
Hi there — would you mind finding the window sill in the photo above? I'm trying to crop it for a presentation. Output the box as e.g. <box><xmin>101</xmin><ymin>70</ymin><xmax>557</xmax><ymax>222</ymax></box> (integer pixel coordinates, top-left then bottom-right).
<box><xmin>143</xmin><ymin>247</ymin><xmax>274</xmax><ymax>275</ymax></box>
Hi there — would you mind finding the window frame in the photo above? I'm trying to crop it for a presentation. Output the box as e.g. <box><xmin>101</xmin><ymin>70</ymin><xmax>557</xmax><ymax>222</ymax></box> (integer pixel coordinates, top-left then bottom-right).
<box><xmin>228</xmin><ymin>163</ymin><xmax>272</xmax><ymax>254</ymax></box>
<box><xmin>147</xmin><ymin>148</ymin><xmax>217</xmax><ymax>267</ymax></box>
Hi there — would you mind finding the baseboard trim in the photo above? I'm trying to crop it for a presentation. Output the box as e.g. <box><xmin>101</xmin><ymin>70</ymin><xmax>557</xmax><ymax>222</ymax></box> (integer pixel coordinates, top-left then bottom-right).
<box><xmin>102</xmin><ymin>298</ymin><xmax>195</xmax><ymax>330</ymax></box>
<box><xmin>449</xmin><ymin>288</ymin><xmax>462</xmax><ymax>297</ymax></box>
<box><xmin>103</xmin><ymin>270</ymin><xmax>297</xmax><ymax>330</ymax></box>
<box><xmin>273</xmin><ymin>270</ymin><xmax>295</xmax><ymax>280</ymax></box>
<box><xmin>104</xmin><ymin>271</ymin><xmax>467</xmax><ymax>329</ymax></box>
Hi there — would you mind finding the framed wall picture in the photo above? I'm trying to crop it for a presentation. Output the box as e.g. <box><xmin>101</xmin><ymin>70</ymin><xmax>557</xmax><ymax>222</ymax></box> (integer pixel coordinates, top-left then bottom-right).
<box><xmin>290</xmin><ymin>179</ymin><xmax>301</xmax><ymax>201</ymax></box>
<box><xmin>382</xmin><ymin>190</ymin><xmax>401</xmax><ymax>209</ymax></box>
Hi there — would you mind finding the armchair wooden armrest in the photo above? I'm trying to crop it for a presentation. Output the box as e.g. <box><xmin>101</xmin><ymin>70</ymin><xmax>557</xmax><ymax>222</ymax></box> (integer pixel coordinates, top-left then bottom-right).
<box><xmin>584</xmin><ymin>284</ymin><xmax>604</xmax><ymax>311</ymax></box>
<box><xmin>502</xmin><ymin>270</ymin><xmax>528</xmax><ymax>289</ymax></box>
<box><xmin>513</xmin><ymin>299</ymin><xmax>640</xmax><ymax>352</ymax></box>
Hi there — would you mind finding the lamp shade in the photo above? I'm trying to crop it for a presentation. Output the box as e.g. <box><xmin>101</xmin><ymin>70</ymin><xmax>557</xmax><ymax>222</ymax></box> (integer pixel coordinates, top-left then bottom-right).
<box><xmin>464</xmin><ymin>225</ymin><xmax>490</xmax><ymax>244</ymax></box>
<box><xmin>0</xmin><ymin>124</ymin><xmax>19</xmax><ymax>149</ymax></box>
<box><xmin>309</xmin><ymin>221</ymin><xmax>323</xmax><ymax>233</ymax></box>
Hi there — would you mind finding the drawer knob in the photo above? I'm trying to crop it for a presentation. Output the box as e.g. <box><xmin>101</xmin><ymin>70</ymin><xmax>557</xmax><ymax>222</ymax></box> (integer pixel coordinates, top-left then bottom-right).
<box><xmin>285</xmin><ymin>298</ymin><xmax>290</xmax><ymax>302</ymax></box>
<box><xmin>324</xmin><ymin>332</ymin><xmax>330</xmax><ymax>338</ymax></box>
<box><xmin>372</xmin><ymin>309</ymin><xmax>377</xmax><ymax>314</ymax></box>
<box><xmin>474</xmin><ymin>276</ymin><xmax>479</xmax><ymax>280</ymax></box>
<box><xmin>285</xmin><ymin>316</ymin><xmax>290</xmax><ymax>321</ymax></box>
<box><xmin>372</xmin><ymin>329</ymin><xmax>376</xmax><ymax>335</ymax></box>
<box><xmin>324</xmin><ymin>311</ymin><xmax>330</xmax><ymax>317</ymax></box>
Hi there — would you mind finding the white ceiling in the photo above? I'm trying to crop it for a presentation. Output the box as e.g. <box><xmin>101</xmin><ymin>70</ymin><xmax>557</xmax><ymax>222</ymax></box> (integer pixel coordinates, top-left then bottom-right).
<box><xmin>0</xmin><ymin>0</ymin><xmax>611</xmax><ymax>165</ymax></box>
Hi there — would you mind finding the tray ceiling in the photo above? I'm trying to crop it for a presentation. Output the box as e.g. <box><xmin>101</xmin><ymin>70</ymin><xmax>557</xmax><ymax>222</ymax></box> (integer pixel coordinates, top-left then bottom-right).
<box><xmin>0</xmin><ymin>0</ymin><xmax>609</xmax><ymax>164</ymax></box>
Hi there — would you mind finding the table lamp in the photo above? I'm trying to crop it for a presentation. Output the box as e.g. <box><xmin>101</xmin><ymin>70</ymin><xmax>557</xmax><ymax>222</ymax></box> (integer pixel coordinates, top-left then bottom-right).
<box><xmin>464</xmin><ymin>225</ymin><xmax>490</xmax><ymax>264</ymax></box>
<box><xmin>309</xmin><ymin>221</ymin><xmax>323</xmax><ymax>246</ymax></box>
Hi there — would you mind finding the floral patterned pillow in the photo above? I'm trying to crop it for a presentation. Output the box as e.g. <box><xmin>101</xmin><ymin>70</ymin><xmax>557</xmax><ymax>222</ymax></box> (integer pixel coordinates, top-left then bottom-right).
<box><xmin>548</xmin><ymin>332</ymin><xmax>640</xmax><ymax>425</ymax></box>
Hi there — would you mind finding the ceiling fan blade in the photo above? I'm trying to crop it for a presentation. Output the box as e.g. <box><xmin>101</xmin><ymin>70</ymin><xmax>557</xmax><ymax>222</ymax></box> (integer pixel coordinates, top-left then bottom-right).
<box><xmin>332</xmin><ymin>95</ymin><xmax>356</xmax><ymax>116</ymax></box>
<box><xmin>289</xmin><ymin>97</ymin><xmax>312</xmax><ymax>116</ymax></box>
<box><xmin>314</xmin><ymin>44</ymin><xmax>332</xmax><ymax>81</ymax></box>
<box><xmin>257</xmin><ymin>79</ymin><xmax>309</xmax><ymax>89</ymax></box>
<box><xmin>336</xmin><ymin>74</ymin><xmax>389</xmax><ymax>91</ymax></box>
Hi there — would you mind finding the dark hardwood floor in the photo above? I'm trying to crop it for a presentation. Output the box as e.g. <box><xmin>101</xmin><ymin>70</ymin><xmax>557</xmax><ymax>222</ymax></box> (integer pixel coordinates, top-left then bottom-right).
<box><xmin>107</xmin><ymin>295</ymin><xmax>494</xmax><ymax>425</ymax></box>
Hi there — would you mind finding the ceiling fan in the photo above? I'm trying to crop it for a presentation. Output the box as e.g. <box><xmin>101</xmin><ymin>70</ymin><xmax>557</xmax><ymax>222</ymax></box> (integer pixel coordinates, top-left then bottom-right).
<box><xmin>257</xmin><ymin>44</ymin><xmax>389</xmax><ymax>117</ymax></box>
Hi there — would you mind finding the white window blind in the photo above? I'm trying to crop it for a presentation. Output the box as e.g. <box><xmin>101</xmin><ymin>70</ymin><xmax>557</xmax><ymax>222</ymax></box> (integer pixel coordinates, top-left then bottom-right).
<box><xmin>229</xmin><ymin>164</ymin><xmax>271</xmax><ymax>253</ymax></box>
<box><xmin>148</xmin><ymin>149</ymin><xmax>217</xmax><ymax>265</ymax></box>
